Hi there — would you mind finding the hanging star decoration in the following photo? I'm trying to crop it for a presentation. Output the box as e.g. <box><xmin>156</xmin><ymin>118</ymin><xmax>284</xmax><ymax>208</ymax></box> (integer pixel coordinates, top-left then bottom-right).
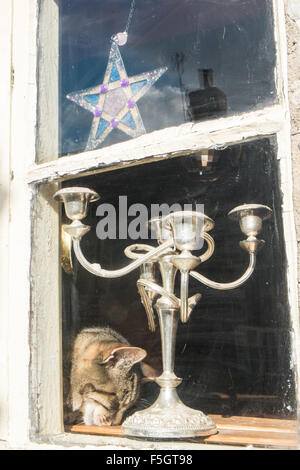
<box><xmin>67</xmin><ymin>41</ymin><xmax>168</xmax><ymax>151</ymax></box>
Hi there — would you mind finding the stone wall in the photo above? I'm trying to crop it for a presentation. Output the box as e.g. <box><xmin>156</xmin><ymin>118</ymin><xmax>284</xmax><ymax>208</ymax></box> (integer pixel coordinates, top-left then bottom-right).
<box><xmin>285</xmin><ymin>0</ymin><xmax>300</xmax><ymax>306</ymax></box>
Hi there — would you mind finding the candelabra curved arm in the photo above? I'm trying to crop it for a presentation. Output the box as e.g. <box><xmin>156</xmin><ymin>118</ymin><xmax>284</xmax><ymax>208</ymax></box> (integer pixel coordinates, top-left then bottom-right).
<box><xmin>198</xmin><ymin>233</ymin><xmax>215</xmax><ymax>263</ymax></box>
<box><xmin>172</xmin><ymin>232</ymin><xmax>215</xmax><ymax>323</ymax></box>
<box><xmin>138</xmin><ymin>279</ymin><xmax>179</xmax><ymax>307</ymax></box>
<box><xmin>137</xmin><ymin>282</ymin><xmax>157</xmax><ymax>332</ymax></box>
<box><xmin>137</xmin><ymin>279</ymin><xmax>202</xmax><ymax>331</ymax></box>
<box><xmin>189</xmin><ymin>252</ymin><xmax>256</xmax><ymax>290</ymax></box>
<box><xmin>137</xmin><ymin>279</ymin><xmax>179</xmax><ymax>332</ymax></box>
<box><xmin>72</xmin><ymin>238</ymin><xmax>173</xmax><ymax>279</ymax></box>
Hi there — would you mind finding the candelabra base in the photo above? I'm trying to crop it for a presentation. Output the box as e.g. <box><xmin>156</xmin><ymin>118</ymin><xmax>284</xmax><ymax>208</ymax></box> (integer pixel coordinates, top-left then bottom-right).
<box><xmin>122</xmin><ymin>390</ymin><xmax>217</xmax><ymax>439</ymax></box>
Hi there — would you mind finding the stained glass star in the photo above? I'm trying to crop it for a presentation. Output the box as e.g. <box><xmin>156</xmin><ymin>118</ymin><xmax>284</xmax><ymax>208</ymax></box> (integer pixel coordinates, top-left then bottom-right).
<box><xmin>67</xmin><ymin>41</ymin><xmax>168</xmax><ymax>151</ymax></box>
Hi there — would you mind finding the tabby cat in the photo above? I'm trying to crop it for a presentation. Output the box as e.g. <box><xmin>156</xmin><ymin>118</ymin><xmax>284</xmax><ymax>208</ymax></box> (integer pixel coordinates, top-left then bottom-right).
<box><xmin>66</xmin><ymin>327</ymin><xmax>149</xmax><ymax>426</ymax></box>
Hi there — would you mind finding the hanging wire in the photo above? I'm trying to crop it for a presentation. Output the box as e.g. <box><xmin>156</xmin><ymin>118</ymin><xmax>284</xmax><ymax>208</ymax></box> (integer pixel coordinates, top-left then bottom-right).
<box><xmin>112</xmin><ymin>0</ymin><xmax>136</xmax><ymax>45</ymax></box>
<box><xmin>125</xmin><ymin>0</ymin><xmax>136</xmax><ymax>35</ymax></box>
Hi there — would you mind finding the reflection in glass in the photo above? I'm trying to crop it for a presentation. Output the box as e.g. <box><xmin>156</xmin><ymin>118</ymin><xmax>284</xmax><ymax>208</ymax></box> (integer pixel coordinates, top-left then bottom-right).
<box><xmin>187</xmin><ymin>69</ymin><xmax>227</xmax><ymax>121</ymax></box>
<box><xmin>60</xmin><ymin>0</ymin><xmax>276</xmax><ymax>155</ymax></box>
<box><xmin>62</xmin><ymin>137</ymin><xmax>296</xmax><ymax>426</ymax></box>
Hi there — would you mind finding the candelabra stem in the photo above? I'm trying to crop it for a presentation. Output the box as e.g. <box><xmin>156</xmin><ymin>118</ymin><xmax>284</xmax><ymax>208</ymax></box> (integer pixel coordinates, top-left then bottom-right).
<box><xmin>122</xmin><ymin>257</ymin><xmax>217</xmax><ymax>439</ymax></box>
<box><xmin>180</xmin><ymin>270</ymin><xmax>189</xmax><ymax>323</ymax></box>
<box><xmin>155</xmin><ymin>305</ymin><xmax>181</xmax><ymax>387</ymax></box>
<box><xmin>155</xmin><ymin>255</ymin><xmax>181</xmax><ymax>385</ymax></box>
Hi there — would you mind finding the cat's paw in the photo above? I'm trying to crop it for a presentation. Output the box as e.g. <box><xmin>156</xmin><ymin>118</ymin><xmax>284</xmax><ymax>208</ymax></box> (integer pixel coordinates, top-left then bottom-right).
<box><xmin>93</xmin><ymin>404</ymin><xmax>112</xmax><ymax>426</ymax></box>
<box><xmin>95</xmin><ymin>415</ymin><xmax>112</xmax><ymax>426</ymax></box>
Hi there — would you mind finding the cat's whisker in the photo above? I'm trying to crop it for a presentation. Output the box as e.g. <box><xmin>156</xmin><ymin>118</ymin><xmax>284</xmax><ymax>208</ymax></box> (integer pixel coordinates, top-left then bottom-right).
<box><xmin>140</xmin><ymin>398</ymin><xmax>151</xmax><ymax>404</ymax></box>
<box><xmin>137</xmin><ymin>398</ymin><xmax>152</xmax><ymax>409</ymax></box>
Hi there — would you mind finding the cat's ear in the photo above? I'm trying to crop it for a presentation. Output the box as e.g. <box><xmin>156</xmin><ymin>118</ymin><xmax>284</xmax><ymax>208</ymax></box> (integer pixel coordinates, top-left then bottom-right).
<box><xmin>100</xmin><ymin>343</ymin><xmax>146</xmax><ymax>367</ymax></box>
<box><xmin>112</xmin><ymin>346</ymin><xmax>147</xmax><ymax>367</ymax></box>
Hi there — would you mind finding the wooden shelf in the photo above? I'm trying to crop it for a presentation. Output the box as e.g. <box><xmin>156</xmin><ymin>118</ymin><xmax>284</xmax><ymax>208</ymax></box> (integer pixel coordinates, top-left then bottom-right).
<box><xmin>68</xmin><ymin>415</ymin><xmax>298</xmax><ymax>449</ymax></box>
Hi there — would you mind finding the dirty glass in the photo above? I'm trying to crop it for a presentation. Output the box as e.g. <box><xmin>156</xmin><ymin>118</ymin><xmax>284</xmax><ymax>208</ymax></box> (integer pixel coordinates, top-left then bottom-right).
<box><xmin>61</xmin><ymin>137</ymin><xmax>296</xmax><ymax>430</ymax></box>
<box><xmin>60</xmin><ymin>0</ymin><xmax>276</xmax><ymax>156</ymax></box>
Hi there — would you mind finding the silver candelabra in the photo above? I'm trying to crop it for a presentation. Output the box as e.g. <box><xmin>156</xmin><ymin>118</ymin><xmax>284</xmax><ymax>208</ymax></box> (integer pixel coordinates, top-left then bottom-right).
<box><xmin>54</xmin><ymin>186</ymin><xmax>272</xmax><ymax>439</ymax></box>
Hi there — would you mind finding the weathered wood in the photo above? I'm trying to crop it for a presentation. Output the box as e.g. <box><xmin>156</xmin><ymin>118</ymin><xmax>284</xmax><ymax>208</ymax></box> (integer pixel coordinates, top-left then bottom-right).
<box><xmin>29</xmin><ymin>0</ymin><xmax>62</xmax><ymax>438</ymax></box>
<box><xmin>0</xmin><ymin>0</ymin><xmax>13</xmax><ymax>442</ymax></box>
<box><xmin>204</xmin><ymin>429</ymin><xmax>297</xmax><ymax>448</ymax></box>
<box><xmin>27</xmin><ymin>105</ymin><xmax>285</xmax><ymax>185</ymax></box>
<box><xmin>68</xmin><ymin>415</ymin><xmax>298</xmax><ymax>449</ymax></box>
<box><xmin>210</xmin><ymin>414</ymin><xmax>297</xmax><ymax>434</ymax></box>
<box><xmin>7</xmin><ymin>0</ymin><xmax>39</xmax><ymax>447</ymax></box>
<box><xmin>36</xmin><ymin>0</ymin><xmax>59</xmax><ymax>164</ymax></box>
<box><xmin>30</xmin><ymin>183</ymin><xmax>63</xmax><ymax>437</ymax></box>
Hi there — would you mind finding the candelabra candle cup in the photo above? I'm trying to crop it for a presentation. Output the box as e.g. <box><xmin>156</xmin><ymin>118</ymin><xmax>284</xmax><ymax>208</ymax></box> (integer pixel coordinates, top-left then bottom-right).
<box><xmin>54</xmin><ymin>187</ymin><xmax>100</xmax><ymax>240</ymax></box>
<box><xmin>148</xmin><ymin>216</ymin><xmax>174</xmax><ymax>246</ymax></box>
<box><xmin>240</xmin><ymin>215</ymin><xmax>262</xmax><ymax>237</ymax></box>
<box><xmin>165</xmin><ymin>211</ymin><xmax>214</xmax><ymax>324</ymax></box>
<box><xmin>53</xmin><ymin>187</ymin><xmax>100</xmax><ymax>221</ymax></box>
<box><xmin>139</xmin><ymin>261</ymin><xmax>157</xmax><ymax>284</ymax></box>
<box><xmin>166</xmin><ymin>211</ymin><xmax>214</xmax><ymax>252</ymax></box>
<box><xmin>228</xmin><ymin>204</ymin><xmax>272</xmax><ymax>237</ymax></box>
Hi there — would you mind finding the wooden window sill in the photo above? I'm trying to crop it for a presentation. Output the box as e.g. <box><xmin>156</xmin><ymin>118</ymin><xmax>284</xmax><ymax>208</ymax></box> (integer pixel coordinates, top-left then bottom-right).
<box><xmin>67</xmin><ymin>415</ymin><xmax>298</xmax><ymax>449</ymax></box>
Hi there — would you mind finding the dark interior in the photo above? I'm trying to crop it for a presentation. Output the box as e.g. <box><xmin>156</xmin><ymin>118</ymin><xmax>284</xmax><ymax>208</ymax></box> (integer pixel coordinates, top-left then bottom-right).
<box><xmin>62</xmin><ymin>137</ymin><xmax>296</xmax><ymax>422</ymax></box>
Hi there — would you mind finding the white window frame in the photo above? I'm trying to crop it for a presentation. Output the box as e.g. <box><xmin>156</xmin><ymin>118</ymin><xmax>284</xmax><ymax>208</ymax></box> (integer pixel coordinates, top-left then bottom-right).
<box><xmin>2</xmin><ymin>0</ymin><xmax>299</xmax><ymax>449</ymax></box>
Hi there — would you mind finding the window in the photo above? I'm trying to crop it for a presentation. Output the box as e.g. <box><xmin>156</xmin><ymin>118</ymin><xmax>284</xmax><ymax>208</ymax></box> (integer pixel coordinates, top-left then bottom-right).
<box><xmin>62</xmin><ymin>138</ymin><xmax>295</xmax><ymax>420</ymax></box>
<box><xmin>28</xmin><ymin>0</ymin><xmax>299</xmax><ymax>449</ymax></box>
<box><xmin>59</xmin><ymin>0</ymin><xmax>276</xmax><ymax>155</ymax></box>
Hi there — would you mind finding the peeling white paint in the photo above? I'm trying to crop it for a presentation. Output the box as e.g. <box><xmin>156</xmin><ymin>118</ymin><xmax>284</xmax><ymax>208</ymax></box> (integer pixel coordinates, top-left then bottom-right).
<box><xmin>27</xmin><ymin>105</ymin><xmax>286</xmax><ymax>185</ymax></box>
<box><xmin>288</xmin><ymin>0</ymin><xmax>300</xmax><ymax>22</ymax></box>
<box><xmin>7</xmin><ymin>0</ymin><xmax>38</xmax><ymax>447</ymax></box>
<box><xmin>0</xmin><ymin>0</ymin><xmax>13</xmax><ymax>442</ymax></box>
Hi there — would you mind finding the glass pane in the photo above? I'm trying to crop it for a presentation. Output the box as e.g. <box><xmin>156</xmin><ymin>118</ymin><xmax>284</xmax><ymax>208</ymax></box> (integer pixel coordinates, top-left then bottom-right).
<box><xmin>60</xmin><ymin>0</ymin><xmax>276</xmax><ymax>156</ymax></box>
<box><xmin>61</xmin><ymin>137</ymin><xmax>296</xmax><ymax>433</ymax></box>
